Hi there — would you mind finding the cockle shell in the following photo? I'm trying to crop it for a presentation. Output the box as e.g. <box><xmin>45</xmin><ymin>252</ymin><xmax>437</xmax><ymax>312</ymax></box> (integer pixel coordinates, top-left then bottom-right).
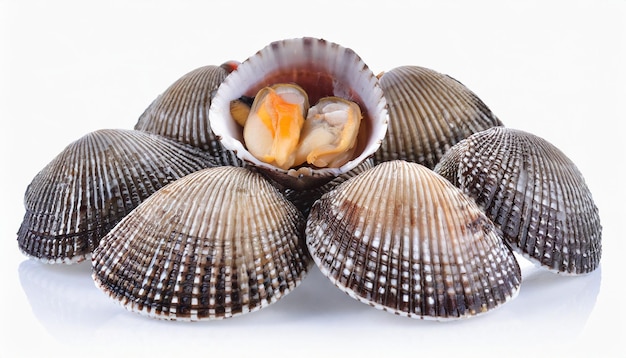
<box><xmin>17</xmin><ymin>129</ymin><xmax>217</xmax><ymax>264</ymax></box>
<box><xmin>306</xmin><ymin>160</ymin><xmax>521</xmax><ymax>320</ymax></box>
<box><xmin>92</xmin><ymin>166</ymin><xmax>310</xmax><ymax>321</ymax></box>
<box><xmin>209</xmin><ymin>37</ymin><xmax>388</xmax><ymax>190</ymax></box>
<box><xmin>434</xmin><ymin>127</ymin><xmax>602</xmax><ymax>274</ymax></box>
<box><xmin>135</xmin><ymin>63</ymin><xmax>244</xmax><ymax>166</ymax></box>
<box><xmin>281</xmin><ymin>157</ymin><xmax>375</xmax><ymax>218</ymax></box>
<box><xmin>374</xmin><ymin>66</ymin><xmax>503</xmax><ymax>169</ymax></box>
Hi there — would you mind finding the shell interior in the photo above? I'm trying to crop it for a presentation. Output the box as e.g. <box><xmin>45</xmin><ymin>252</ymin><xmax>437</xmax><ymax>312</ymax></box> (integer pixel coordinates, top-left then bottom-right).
<box><xmin>209</xmin><ymin>37</ymin><xmax>388</xmax><ymax>190</ymax></box>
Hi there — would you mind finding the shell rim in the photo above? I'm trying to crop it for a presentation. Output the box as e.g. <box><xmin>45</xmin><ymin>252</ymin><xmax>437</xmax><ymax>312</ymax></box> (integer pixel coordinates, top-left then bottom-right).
<box><xmin>209</xmin><ymin>36</ymin><xmax>389</xmax><ymax>179</ymax></box>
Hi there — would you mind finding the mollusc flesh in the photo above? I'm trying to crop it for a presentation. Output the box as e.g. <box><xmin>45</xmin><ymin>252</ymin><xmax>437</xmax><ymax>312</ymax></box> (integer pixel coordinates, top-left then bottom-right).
<box><xmin>17</xmin><ymin>129</ymin><xmax>217</xmax><ymax>264</ymax></box>
<box><xmin>209</xmin><ymin>37</ymin><xmax>388</xmax><ymax>190</ymax></box>
<box><xmin>92</xmin><ymin>166</ymin><xmax>310</xmax><ymax>320</ymax></box>
<box><xmin>434</xmin><ymin>127</ymin><xmax>602</xmax><ymax>274</ymax></box>
<box><xmin>306</xmin><ymin>160</ymin><xmax>521</xmax><ymax>320</ymax></box>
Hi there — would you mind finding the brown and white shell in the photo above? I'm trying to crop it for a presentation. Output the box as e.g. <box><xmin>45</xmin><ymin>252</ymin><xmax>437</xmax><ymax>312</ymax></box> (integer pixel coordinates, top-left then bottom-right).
<box><xmin>135</xmin><ymin>63</ymin><xmax>244</xmax><ymax>167</ymax></box>
<box><xmin>434</xmin><ymin>127</ymin><xmax>602</xmax><ymax>274</ymax></box>
<box><xmin>306</xmin><ymin>160</ymin><xmax>521</xmax><ymax>320</ymax></box>
<box><xmin>17</xmin><ymin>129</ymin><xmax>217</xmax><ymax>264</ymax></box>
<box><xmin>209</xmin><ymin>37</ymin><xmax>388</xmax><ymax>191</ymax></box>
<box><xmin>92</xmin><ymin>166</ymin><xmax>310</xmax><ymax>321</ymax></box>
<box><xmin>280</xmin><ymin>157</ymin><xmax>375</xmax><ymax>218</ymax></box>
<box><xmin>374</xmin><ymin>66</ymin><xmax>503</xmax><ymax>169</ymax></box>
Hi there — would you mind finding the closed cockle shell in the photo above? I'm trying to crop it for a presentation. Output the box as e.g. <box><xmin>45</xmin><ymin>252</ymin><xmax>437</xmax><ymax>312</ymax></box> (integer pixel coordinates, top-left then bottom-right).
<box><xmin>92</xmin><ymin>166</ymin><xmax>310</xmax><ymax>321</ymax></box>
<box><xmin>306</xmin><ymin>160</ymin><xmax>521</xmax><ymax>320</ymax></box>
<box><xmin>135</xmin><ymin>63</ymin><xmax>244</xmax><ymax>166</ymax></box>
<box><xmin>374</xmin><ymin>66</ymin><xmax>503</xmax><ymax>169</ymax></box>
<box><xmin>434</xmin><ymin>127</ymin><xmax>602</xmax><ymax>274</ymax></box>
<box><xmin>209</xmin><ymin>37</ymin><xmax>388</xmax><ymax>191</ymax></box>
<box><xmin>17</xmin><ymin>129</ymin><xmax>217</xmax><ymax>264</ymax></box>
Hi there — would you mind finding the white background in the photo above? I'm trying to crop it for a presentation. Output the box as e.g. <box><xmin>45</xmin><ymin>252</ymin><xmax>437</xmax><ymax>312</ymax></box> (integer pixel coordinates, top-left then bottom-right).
<box><xmin>1</xmin><ymin>1</ymin><xmax>624</xmax><ymax>357</ymax></box>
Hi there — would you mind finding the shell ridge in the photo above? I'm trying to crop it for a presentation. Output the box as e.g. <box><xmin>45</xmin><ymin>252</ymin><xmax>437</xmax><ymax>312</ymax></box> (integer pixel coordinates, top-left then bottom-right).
<box><xmin>406</xmin><ymin>73</ymin><xmax>442</xmax><ymax>166</ymax></box>
<box><xmin>93</xmin><ymin>167</ymin><xmax>309</xmax><ymax>320</ymax></box>
<box><xmin>433</xmin><ymin>174</ymin><xmax>471</xmax><ymax>317</ymax></box>
<box><xmin>375</xmin><ymin>66</ymin><xmax>502</xmax><ymax>168</ymax></box>
<box><xmin>306</xmin><ymin>161</ymin><xmax>521</xmax><ymax>320</ymax></box>
<box><xmin>435</xmin><ymin>127</ymin><xmax>601</xmax><ymax>274</ymax></box>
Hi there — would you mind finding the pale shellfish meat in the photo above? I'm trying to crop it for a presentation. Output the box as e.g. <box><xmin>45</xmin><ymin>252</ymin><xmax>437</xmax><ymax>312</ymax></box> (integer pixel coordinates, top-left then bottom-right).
<box><xmin>92</xmin><ymin>166</ymin><xmax>310</xmax><ymax>321</ymax></box>
<box><xmin>17</xmin><ymin>129</ymin><xmax>217</xmax><ymax>264</ymax></box>
<box><xmin>210</xmin><ymin>37</ymin><xmax>388</xmax><ymax>190</ymax></box>
<box><xmin>295</xmin><ymin>96</ymin><xmax>362</xmax><ymax>168</ymax></box>
<box><xmin>306</xmin><ymin>160</ymin><xmax>521</xmax><ymax>320</ymax></box>
<box><xmin>237</xmin><ymin>84</ymin><xmax>363</xmax><ymax>171</ymax></box>
<box><xmin>434</xmin><ymin>127</ymin><xmax>602</xmax><ymax>274</ymax></box>
<box><xmin>243</xmin><ymin>84</ymin><xmax>309</xmax><ymax>169</ymax></box>
<box><xmin>375</xmin><ymin>66</ymin><xmax>503</xmax><ymax>169</ymax></box>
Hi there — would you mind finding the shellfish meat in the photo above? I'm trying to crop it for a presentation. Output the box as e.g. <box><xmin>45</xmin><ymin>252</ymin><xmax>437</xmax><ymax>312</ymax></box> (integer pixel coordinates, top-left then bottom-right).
<box><xmin>306</xmin><ymin>160</ymin><xmax>521</xmax><ymax>320</ymax></box>
<box><xmin>92</xmin><ymin>166</ymin><xmax>310</xmax><ymax>320</ymax></box>
<box><xmin>434</xmin><ymin>127</ymin><xmax>602</xmax><ymax>274</ymax></box>
<box><xmin>209</xmin><ymin>37</ymin><xmax>388</xmax><ymax>190</ymax></box>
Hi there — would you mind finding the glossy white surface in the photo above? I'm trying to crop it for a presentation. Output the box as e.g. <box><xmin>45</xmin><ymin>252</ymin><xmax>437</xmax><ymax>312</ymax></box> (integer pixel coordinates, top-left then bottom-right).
<box><xmin>1</xmin><ymin>1</ymin><xmax>623</xmax><ymax>357</ymax></box>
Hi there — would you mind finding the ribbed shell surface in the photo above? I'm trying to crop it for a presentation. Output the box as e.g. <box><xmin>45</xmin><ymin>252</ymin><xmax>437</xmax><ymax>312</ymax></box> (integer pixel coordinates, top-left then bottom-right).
<box><xmin>374</xmin><ymin>66</ymin><xmax>503</xmax><ymax>169</ymax></box>
<box><xmin>17</xmin><ymin>129</ymin><xmax>217</xmax><ymax>264</ymax></box>
<box><xmin>135</xmin><ymin>64</ymin><xmax>243</xmax><ymax>166</ymax></box>
<box><xmin>306</xmin><ymin>160</ymin><xmax>521</xmax><ymax>320</ymax></box>
<box><xmin>279</xmin><ymin>158</ymin><xmax>375</xmax><ymax>218</ymax></box>
<box><xmin>434</xmin><ymin>127</ymin><xmax>602</xmax><ymax>274</ymax></box>
<box><xmin>92</xmin><ymin>166</ymin><xmax>310</xmax><ymax>321</ymax></box>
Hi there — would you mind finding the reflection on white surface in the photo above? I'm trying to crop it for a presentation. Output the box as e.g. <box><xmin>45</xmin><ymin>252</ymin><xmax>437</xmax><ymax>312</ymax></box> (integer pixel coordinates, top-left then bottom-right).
<box><xmin>5</xmin><ymin>1</ymin><xmax>622</xmax><ymax>356</ymax></box>
<box><xmin>17</xmin><ymin>260</ymin><xmax>120</xmax><ymax>340</ymax></box>
<box><xmin>19</xmin><ymin>254</ymin><xmax>601</xmax><ymax>349</ymax></box>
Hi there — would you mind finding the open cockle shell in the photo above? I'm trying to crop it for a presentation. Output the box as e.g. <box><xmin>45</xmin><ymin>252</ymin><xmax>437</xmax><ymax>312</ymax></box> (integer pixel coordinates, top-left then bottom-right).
<box><xmin>209</xmin><ymin>37</ymin><xmax>388</xmax><ymax>190</ymax></box>
<box><xmin>434</xmin><ymin>127</ymin><xmax>602</xmax><ymax>274</ymax></box>
<box><xmin>17</xmin><ymin>129</ymin><xmax>218</xmax><ymax>264</ymax></box>
<box><xmin>135</xmin><ymin>62</ymin><xmax>243</xmax><ymax>167</ymax></box>
<box><xmin>306</xmin><ymin>160</ymin><xmax>521</xmax><ymax>320</ymax></box>
<box><xmin>92</xmin><ymin>166</ymin><xmax>310</xmax><ymax>321</ymax></box>
<box><xmin>374</xmin><ymin>66</ymin><xmax>503</xmax><ymax>169</ymax></box>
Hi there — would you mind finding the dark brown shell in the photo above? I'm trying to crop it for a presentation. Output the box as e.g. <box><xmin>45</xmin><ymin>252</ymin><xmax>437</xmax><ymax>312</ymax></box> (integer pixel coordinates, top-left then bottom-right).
<box><xmin>92</xmin><ymin>166</ymin><xmax>310</xmax><ymax>321</ymax></box>
<box><xmin>374</xmin><ymin>66</ymin><xmax>503</xmax><ymax>169</ymax></box>
<box><xmin>434</xmin><ymin>127</ymin><xmax>602</xmax><ymax>274</ymax></box>
<box><xmin>279</xmin><ymin>157</ymin><xmax>375</xmax><ymax>218</ymax></box>
<box><xmin>306</xmin><ymin>160</ymin><xmax>521</xmax><ymax>320</ymax></box>
<box><xmin>17</xmin><ymin>129</ymin><xmax>217</xmax><ymax>264</ymax></box>
<box><xmin>135</xmin><ymin>63</ymin><xmax>244</xmax><ymax>166</ymax></box>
